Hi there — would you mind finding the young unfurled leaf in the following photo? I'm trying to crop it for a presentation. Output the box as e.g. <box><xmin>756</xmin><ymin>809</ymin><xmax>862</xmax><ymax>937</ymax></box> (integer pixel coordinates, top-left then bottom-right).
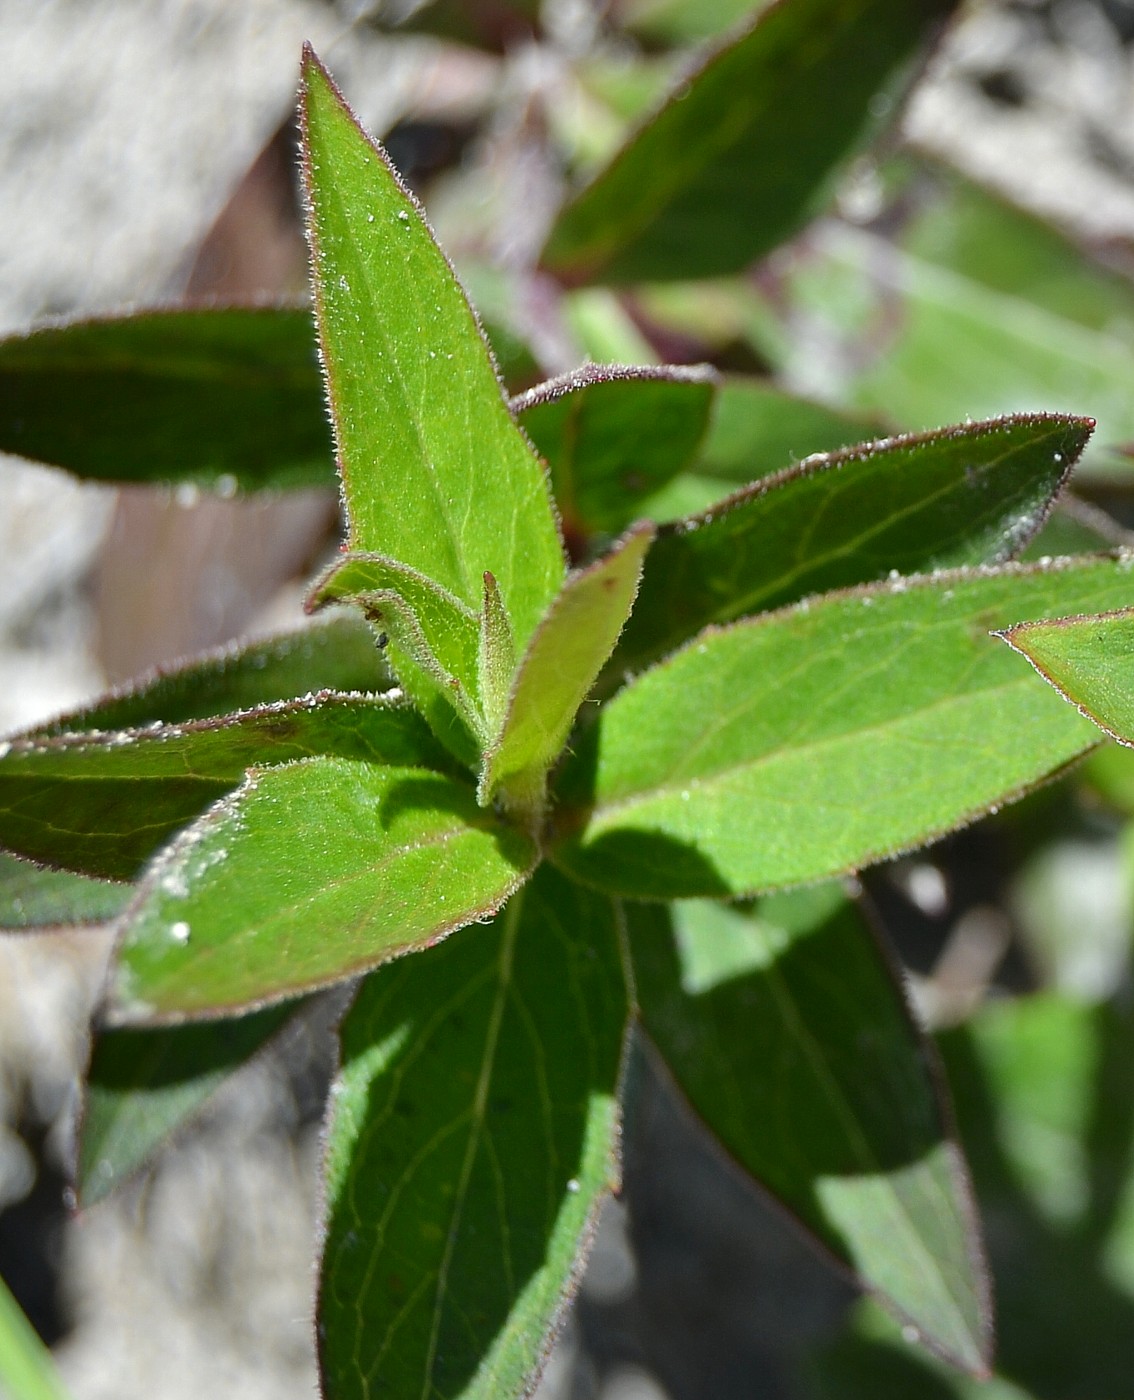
<box><xmin>300</xmin><ymin>49</ymin><xmax>565</xmax><ymax>647</ymax></box>
<box><xmin>319</xmin><ymin>865</ymin><xmax>628</xmax><ymax>1400</ymax></box>
<box><xmin>0</xmin><ymin>307</ymin><xmax>331</xmax><ymax>489</ymax></box>
<box><xmin>480</xmin><ymin>524</ymin><xmax>654</xmax><ymax>815</ymax></box>
<box><xmin>997</xmin><ymin>609</ymin><xmax>1134</xmax><ymax>747</ymax></box>
<box><xmin>613</xmin><ymin>414</ymin><xmax>1088</xmax><ymax>675</ymax></box>
<box><xmin>628</xmin><ymin>888</ymin><xmax>990</xmax><ymax>1373</ymax></box>
<box><xmin>553</xmin><ymin>556</ymin><xmax>1134</xmax><ymax>899</ymax></box>
<box><xmin>0</xmin><ymin>851</ymin><xmax>129</xmax><ymax>930</ymax></box>
<box><xmin>540</xmin><ymin>0</ymin><xmax>954</xmax><ymax>284</ymax></box>
<box><xmin>0</xmin><ymin>694</ymin><xmax>449</xmax><ymax>881</ymax></box>
<box><xmin>77</xmin><ymin>1004</ymin><xmax>300</xmax><ymax>1206</ymax></box>
<box><xmin>111</xmin><ymin>759</ymin><xmax>537</xmax><ymax>1021</ymax></box>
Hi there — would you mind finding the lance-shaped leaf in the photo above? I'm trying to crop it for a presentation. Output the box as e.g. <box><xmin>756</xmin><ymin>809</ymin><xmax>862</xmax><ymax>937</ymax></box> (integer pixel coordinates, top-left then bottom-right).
<box><xmin>613</xmin><ymin>414</ymin><xmax>1087</xmax><ymax>675</ymax></box>
<box><xmin>553</xmin><ymin>556</ymin><xmax>1134</xmax><ymax>899</ymax></box>
<box><xmin>319</xmin><ymin>865</ymin><xmax>628</xmax><ymax>1400</ymax></box>
<box><xmin>480</xmin><ymin>524</ymin><xmax>655</xmax><ymax>813</ymax></box>
<box><xmin>31</xmin><ymin>612</ymin><xmax>392</xmax><ymax>738</ymax></box>
<box><xmin>0</xmin><ymin>693</ymin><xmax>448</xmax><ymax>881</ymax></box>
<box><xmin>627</xmin><ymin>889</ymin><xmax>989</xmax><ymax>1374</ymax></box>
<box><xmin>76</xmin><ymin>1003</ymin><xmax>299</xmax><ymax>1206</ymax></box>
<box><xmin>300</xmin><ymin>49</ymin><xmax>565</xmax><ymax>647</ymax></box>
<box><xmin>111</xmin><ymin>759</ymin><xmax>536</xmax><ymax>1021</ymax></box>
<box><xmin>997</xmin><ymin>609</ymin><xmax>1134</xmax><ymax>747</ymax></box>
<box><xmin>0</xmin><ymin>306</ymin><xmax>331</xmax><ymax>489</ymax></box>
<box><xmin>0</xmin><ymin>851</ymin><xmax>129</xmax><ymax>930</ymax></box>
<box><xmin>540</xmin><ymin>0</ymin><xmax>954</xmax><ymax>285</ymax></box>
<box><xmin>512</xmin><ymin>364</ymin><xmax>716</xmax><ymax>540</ymax></box>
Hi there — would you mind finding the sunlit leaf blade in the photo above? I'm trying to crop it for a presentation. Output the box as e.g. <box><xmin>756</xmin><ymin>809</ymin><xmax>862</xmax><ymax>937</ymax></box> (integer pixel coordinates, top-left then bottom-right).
<box><xmin>300</xmin><ymin>49</ymin><xmax>565</xmax><ymax>645</ymax></box>
<box><xmin>513</xmin><ymin>364</ymin><xmax>716</xmax><ymax>538</ymax></box>
<box><xmin>613</xmin><ymin>414</ymin><xmax>1087</xmax><ymax>674</ymax></box>
<box><xmin>552</xmin><ymin>556</ymin><xmax>1134</xmax><ymax>898</ymax></box>
<box><xmin>627</xmin><ymin>888</ymin><xmax>989</xmax><ymax>1373</ymax></box>
<box><xmin>481</xmin><ymin>524</ymin><xmax>654</xmax><ymax>811</ymax></box>
<box><xmin>0</xmin><ymin>694</ymin><xmax>449</xmax><ymax>881</ymax></box>
<box><xmin>0</xmin><ymin>851</ymin><xmax>129</xmax><ymax>930</ymax></box>
<box><xmin>0</xmin><ymin>307</ymin><xmax>330</xmax><ymax>489</ymax></box>
<box><xmin>30</xmin><ymin>613</ymin><xmax>391</xmax><ymax>738</ymax></box>
<box><xmin>111</xmin><ymin>759</ymin><xmax>536</xmax><ymax>1021</ymax></box>
<box><xmin>319</xmin><ymin>865</ymin><xmax>628</xmax><ymax>1400</ymax></box>
<box><xmin>540</xmin><ymin>0</ymin><xmax>954</xmax><ymax>284</ymax></box>
<box><xmin>998</xmin><ymin>609</ymin><xmax>1134</xmax><ymax>746</ymax></box>
<box><xmin>77</xmin><ymin>1003</ymin><xmax>298</xmax><ymax>1206</ymax></box>
<box><xmin>0</xmin><ymin>1271</ymin><xmax>71</xmax><ymax>1400</ymax></box>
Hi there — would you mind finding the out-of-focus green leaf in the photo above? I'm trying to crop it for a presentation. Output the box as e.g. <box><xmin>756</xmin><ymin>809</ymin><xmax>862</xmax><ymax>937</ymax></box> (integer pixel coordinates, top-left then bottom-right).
<box><xmin>513</xmin><ymin>364</ymin><xmax>716</xmax><ymax>538</ymax></box>
<box><xmin>30</xmin><ymin>614</ymin><xmax>391</xmax><ymax>738</ymax></box>
<box><xmin>0</xmin><ymin>307</ymin><xmax>330</xmax><ymax>489</ymax></box>
<box><xmin>0</xmin><ymin>694</ymin><xmax>449</xmax><ymax>881</ymax></box>
<box><xmin>621</xmin><ymin>0</ymin><xmax>773</xmax><ymax>44</ymax></box>
<box><xmin>553</xmin><ymin>557</ymin><xmax>1134</xmax><ymax>899</ymax></box>
<box><xmin>319</xmin><ymin>865</ymin><xmax>627</xmax><ymax>1400</ymax></box>
<box><xmin>540</xmin><ymin>0</ymin><xmax>954</xmax><ymax>284</ymax></box>
<box><xmin>614</xmin><ymin>413</ymin><xmax>1086</xmax><ymax>675</ymax></box>
<box><xmin>0</xmin><ymin>1271</ymin><xmax>71</xmax><ymax>1400</ymax></box>
<box><xmin>762</xmin><ymin>162</ymin><xmax>1134</xmax><ymax>477</ymax></box>
<box><xmin>300</xmin><ymin>50</ymin><xmax>564</xmax><ymax>648</ymax></box>
<box><xmin>480</xmin><ymin>525</ymin><xmax>654</xmax><ymax>812</ymax></box>
<box><xmin>629</xmin><ymin>887</ymin><xmax>989</xmax><ymax>1372</ymax></box>
<box><xmin>111</xmin><ymin>759</ymin><xmax>536</xmax><ymax>1021</ymax></box>
<box><xmin>998</xmin><ymin>610</ymin><xmax>1134</xmax><ymax>747</ymax></box>
<box><xmin>77</xmin><ymin>1004</ymin><xmax>299</xmax><ymax>1206</ymax></box>
<box><xmin>0</xmin><ymin>852</ymin><xmax>128</xmax><ymax>930</ymax></box>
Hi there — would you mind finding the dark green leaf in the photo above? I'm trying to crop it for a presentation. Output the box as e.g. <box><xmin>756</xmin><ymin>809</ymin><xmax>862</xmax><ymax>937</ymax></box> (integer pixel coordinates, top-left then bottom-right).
<box><xmin>0</xmin><ymin>851</ymin><xmax>129</xmax><ymax>930</ymax></box>
<box><xmin>613</xmin><ymin>414</ymin><xmax>1088</xmax><ymax>675</ymax></box>
<box><xmin>540</xmin><ymin>0</ymin><xmax>954</xmax><ymax>284</ymax></box>
<box><xmin>513</xmin><ymin>364</ymin><xmax>716</xmax><ymax>538</ymax></box>
<box><xmin>628</xmin><ymin>888</ymin><xmax>989</xmax><ymax>1373</ymax></box>
<box><xmin>553</xmin><ymin>556</ymin><xmax>1134</xmax><ymax>898</ymax></box>
<box><xmin>0</xmin><ymin>693</ymin><xmax>448</xmax><ymax>881</ymax></box>
<box><xmin>0</xmin><ymin>306</ymin><xmax>330</xmax><ymax>489</ymax></box>
<box><xmin>111</xmin><ymin>760</ymin><xmax>537</xmax><ymax>1021</ymax></box>
<box><xmin>77</xmin><ymin>1004</ymin><xmax>299</xmax><ymax>1206</ymax></box>
<box><xmin>300</xmin><ymin>50</ymin><xmax>565</xmax><ymax>647</ymax></box>
<box><xmin>319</xmin><ymin>864</ymin><xmax>628</xmax><ymax>1399</ymax></box>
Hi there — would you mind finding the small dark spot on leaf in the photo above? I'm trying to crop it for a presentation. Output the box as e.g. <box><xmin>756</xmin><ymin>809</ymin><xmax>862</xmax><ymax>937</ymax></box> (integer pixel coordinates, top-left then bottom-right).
<box><xmin>376</xmin><ymin>632</ymin><xmax>389</xmax><ymax>649</ymax></box>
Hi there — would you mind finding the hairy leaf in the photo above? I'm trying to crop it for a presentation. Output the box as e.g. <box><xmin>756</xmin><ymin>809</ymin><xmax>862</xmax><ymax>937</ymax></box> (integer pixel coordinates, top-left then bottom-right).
<box><xmin>0</xmin><ymin>851</ymin><xmax>129</xmax><ymax>930</ymax></box>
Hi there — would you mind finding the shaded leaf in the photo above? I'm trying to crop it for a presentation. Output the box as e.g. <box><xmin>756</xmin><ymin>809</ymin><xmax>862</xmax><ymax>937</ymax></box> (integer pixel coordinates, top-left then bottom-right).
<box><xmin>613</xmin><ymin>414</ymin><xmax>1087</xmax><ymax>674</ymax></box>
<box><xmin>541</xmin><ymin>0</ymin><xmax>954</xmax><ymax>284</ymax></box>
<box><xmin>553</xmin><ymin>556</ymin><xmax>1134</xmax><ymax>898</ymax></box>
<box><xmin>0</xmin><ymin>306</ymin><xmax>330</xmax><ymax>489</ymax></box>
<box><xmin>319</xmin><ymin>864</ymin><xmax>628</xmax><ymax>1400</ymax></box>
<box><xmin>0</xmin><ymin>693</ymin><xmax>448</xmax><ymax>881</ymax></box>
<box><xmin>300</xmin><ymin>49</ymin><xmax>564</xmax><ymax>646</ymax></box>
<box><xmin>998</xmin><ymin>610</ymin><xmax>1134</xmax><ymax>747</ymax></box>
<box><xmin>111</xmin><ymin>759</ymin><xmax>537</xmax><ymax>1021</ymax></box>
<box><xmin>628</xmin><ymin>888</ymin><xmax>989</xmax><ymax>1373</ymax></box>
<box><xmin>77</xmin><ymin>1003</ymin><xmax>299</xmax><ymax>1206</ymax></box>
<box><xmin>481</xmin><ymin>524</ymin><xmax>655</xmax><ymax>813</ymax></box>
<box><xmin>0</xmin><ymin>851</ymin><xmax>129</xmax><ymax>930</ymax></box>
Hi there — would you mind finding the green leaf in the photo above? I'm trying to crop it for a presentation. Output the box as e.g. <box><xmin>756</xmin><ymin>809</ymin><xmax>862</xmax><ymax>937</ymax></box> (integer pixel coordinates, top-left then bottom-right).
<box><xmin>300</xmin><ymin>49</ymin><xmax>565</xmax><ymax>646</ymax></box>
<box><xmin>0</xmin><ymin>693</ymin><xmax>448</xmax><ymax>881</ymax></box>
<box><xmin>613</xmin><ymin>414</ymin><xmax>1088</xmax><ymax>675</ymax></box>
<box><xmin>319</xmin><ymin>864</ymin><xmax>628</xmax><ymax>1400</ymax></box>
<box><xmin>0</xmin><ymin>306</ymin><xmax>330</xmax><ymax>489</ymax></box>
<box><xmin>627</xmin><ymin>887</ymin><xmax>989</xmax><ymax>1373</ymax></box>
<box><xmin>76</xmin><ymin>1004</ymin><xmax>298</xmax><ymax>1206</ymax></box>
<box><xmin>0</xmin><ymin>1271</ymin><xmax>71</xmax><ymax>1400</ymax></box>
<box><xmin>997</xmin><ymin>609</ymin><xmax>1134</xmax><ymax>746</ymax></box>
<box><xmin>480</xmin><ymin>524</ymin><xmax>655</xmax><ymax>815</ymax></box>
<box><xmin>31</xmin><ymin>613</ymin><xmax>392</xmax><ymax>738</ymax></box>
<box><xmin>111</xmin><ymin>759</ymin><xmax>537</xmax><ymax>1021</ymax></box>
<box><xmin>552</xmin><ymin>556</ymin><xmax>1134</xmax><ymax>898</ymax></box>
<box><xmin>540</xmin><ymin>0</ymin><xmax>954</xmax><ymax>284</ymax></box>
<box><xmin>512</xmin><ymin>364</ymin><xmax>716</xmax><ymax>539</ymax></box>
<box><xmin>0</xmin><ymin>851</ymin><xmax>129</xmax><ymax>930</ymax></box>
